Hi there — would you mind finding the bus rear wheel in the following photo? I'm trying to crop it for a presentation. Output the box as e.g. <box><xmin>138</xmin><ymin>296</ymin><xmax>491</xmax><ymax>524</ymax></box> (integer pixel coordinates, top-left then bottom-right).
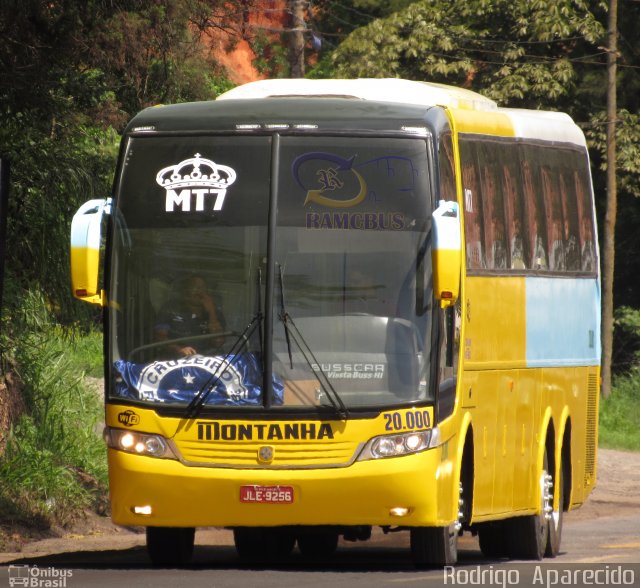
<box><xmin>146</xmin><ymin>526</ymin><xmax>195</xmax><ymax>567</ymax></box>
<box><xmin>507</xmin><ymin>450</ymin><xmax>552</xmax><ymax>560</ymax></box>
<box><xmin>477</xmin><ymin>521</ymin><xmax>509</xmax><ymax>559</ymax></box>
<box><xmin>545</xmin><ymin>457</ymin><xmax>564</xmax><ymax>557</ymax></box>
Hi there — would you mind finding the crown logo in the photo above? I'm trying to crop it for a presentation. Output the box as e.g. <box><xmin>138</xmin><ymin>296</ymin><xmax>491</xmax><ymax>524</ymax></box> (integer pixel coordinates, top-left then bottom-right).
<box><xmin>155</xmin><ymin>153</ymin><xmax>237</xmax><ymax>191</ymax></box>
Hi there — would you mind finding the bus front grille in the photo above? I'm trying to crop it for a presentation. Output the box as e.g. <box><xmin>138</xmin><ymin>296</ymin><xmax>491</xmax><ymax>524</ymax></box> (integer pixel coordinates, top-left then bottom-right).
<box><xmin>173</xmin><ymin>439</ymin><xmax>362</xmax><ymax>469</ymax></box>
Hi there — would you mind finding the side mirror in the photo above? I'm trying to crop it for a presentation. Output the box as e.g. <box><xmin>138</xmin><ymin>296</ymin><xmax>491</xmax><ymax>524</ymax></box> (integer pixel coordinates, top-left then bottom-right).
<box><xmin>432</xmin><ymin>200</ymin><xmax>461</xmax><ymax>308</ymax></box>
<box><xmin>70</xmin><ymin>198</ymin><xmax>110</xmax><ymax>305</ymax></box>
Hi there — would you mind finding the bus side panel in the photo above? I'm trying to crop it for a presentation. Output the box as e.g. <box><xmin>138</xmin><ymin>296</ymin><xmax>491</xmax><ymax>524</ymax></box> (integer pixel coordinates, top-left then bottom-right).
<box><xmin>461</xmin><ymin>275</ymin><xmax>600</xmax><ymax>520</ymax></box>
<box><xmin>525</xmin><ymin>278</ymin><xmax>600</xmax><ymax>369</ymax></box>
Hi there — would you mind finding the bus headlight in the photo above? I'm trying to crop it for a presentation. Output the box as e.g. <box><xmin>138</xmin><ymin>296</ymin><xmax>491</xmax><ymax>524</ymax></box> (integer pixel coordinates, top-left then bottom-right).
<box><xmin>104</xmin><ymin>427</ymin><xmax>176</xmax><ymax>459</ymax></box>
<box><xmin>357</xmin><ymin>427</ymin><xmax>440</xmax><ymax>461</ymax></box>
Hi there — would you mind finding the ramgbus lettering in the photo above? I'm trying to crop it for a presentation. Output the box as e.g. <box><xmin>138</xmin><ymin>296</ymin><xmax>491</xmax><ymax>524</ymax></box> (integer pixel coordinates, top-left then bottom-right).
<box><xmin>197</xmin><ymin>421</ymin><xmax>334</xmax><ymax>441</ymax></box>
<box><xmin>306</xmin><ymin>211</ymin><xmax>405</xmax><ymax>230</ymax></box>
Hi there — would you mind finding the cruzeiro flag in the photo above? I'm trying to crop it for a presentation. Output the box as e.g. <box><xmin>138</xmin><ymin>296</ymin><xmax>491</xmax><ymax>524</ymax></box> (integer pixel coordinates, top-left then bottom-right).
<box><xmin>113</xmin><ymin>354</ymin><xmax>283</xmax><ymax>406</ymax></box>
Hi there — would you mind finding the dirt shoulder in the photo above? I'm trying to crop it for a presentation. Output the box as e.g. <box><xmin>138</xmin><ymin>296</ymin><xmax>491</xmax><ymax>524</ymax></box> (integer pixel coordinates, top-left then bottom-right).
<box><xmin>1</xmin><ymin>448</ymin><xmax>638</xmax><ymax>564</ymax></box>
<box><xmin>565</xmin><ymin>447</ymin><xmax>640</xmax><ymax>521</ymax></box>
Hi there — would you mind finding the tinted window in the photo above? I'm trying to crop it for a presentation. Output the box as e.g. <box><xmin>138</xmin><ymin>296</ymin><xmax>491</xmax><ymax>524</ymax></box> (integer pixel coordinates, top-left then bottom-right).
<box><xmin>477</xmin><ymin>142</ymin><xmax>508</xmax><ymax>270</ymax></box>
<box><xmin>460</xmin><ymin>141</ymin><xmax>485</xmax><ymax>270</ymax></box>
<box><xmin>273</xmin><ymin>136</ymin><xmax>437</xmax><ymax>408</ymax></box>
<box><xmin>501</xmin><ymin>147</ymin><xmax>528</xmax><ymax>269</ymax></box>
<box><xmin>461</xmin><ymin>137</ymin><xmax>595</xmax><ymax>276</ymax></box>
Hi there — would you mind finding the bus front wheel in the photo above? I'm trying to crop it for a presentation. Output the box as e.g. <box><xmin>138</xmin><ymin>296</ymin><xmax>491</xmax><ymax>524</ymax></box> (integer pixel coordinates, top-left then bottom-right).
<box><xmin>411</xmin><ymin>477</ymin><xmax>463</xmax><ymax>567</ymax></box>
<box><xmin>146</xmin><ymin>526</ymin><xmax>195</xmax><ymax>567</ymax></box>
<box><xmin>410</xmin><ymin>525</ymin><xmax>458</xmax><ymax>567</ymax></box>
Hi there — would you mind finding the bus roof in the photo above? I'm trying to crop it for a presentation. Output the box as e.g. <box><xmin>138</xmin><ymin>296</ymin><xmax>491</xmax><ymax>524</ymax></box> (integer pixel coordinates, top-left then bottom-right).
<box><xmin>217</xmin><ymin>78</ymin><xmax>587</xmax><ymax>148</ymax></box>
<box><xmin>217</xmin><ymin>78</ymin><xmax>498</xmax><ymax>112</ymax></box>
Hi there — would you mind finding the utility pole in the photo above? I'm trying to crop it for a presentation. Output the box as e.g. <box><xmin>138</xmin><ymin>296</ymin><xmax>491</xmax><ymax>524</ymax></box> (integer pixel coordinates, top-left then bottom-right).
<box><xmin>601</xmin><ymin>0</ymin><xmax>618</xmax><ymax>399</ymax></box>
<box><xmin>288</xmin><ymin>0</ymin><xmax>306</xmax><ymax>78</ymax></box>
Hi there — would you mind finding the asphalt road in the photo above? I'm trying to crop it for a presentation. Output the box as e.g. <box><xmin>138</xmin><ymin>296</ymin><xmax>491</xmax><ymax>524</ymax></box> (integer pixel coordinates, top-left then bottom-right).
<box><xmin>2</xmin><ymin>448</ymin><xmax>639</xmax><ymax>587</ymax></box>
<box><xmin>2</xmin><ymin>510</ymin><xmax>639</xmax><ymax>588</ymax></box>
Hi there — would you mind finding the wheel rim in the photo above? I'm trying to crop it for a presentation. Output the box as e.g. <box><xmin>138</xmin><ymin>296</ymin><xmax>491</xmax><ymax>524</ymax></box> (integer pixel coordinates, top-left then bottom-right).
<box><xmin>538</xmin><ymin>464</ymin><xmax>552</xmax><ymax>549</ymax></box>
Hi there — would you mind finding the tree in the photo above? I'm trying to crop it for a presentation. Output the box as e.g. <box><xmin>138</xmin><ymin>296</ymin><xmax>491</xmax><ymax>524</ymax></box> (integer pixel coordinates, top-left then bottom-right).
<box><xmin>0</xmin><ymin>0</ymin><xmax>231</xmax><ymax>322</ymax></box>
<box><xmin>329</xmin><ymin>0</ymin><xmax>605</xmax><ymax>108</ymax></box>
<box><xmin>308</xmin><ymin>0</ymin><xmax>420</xmax><ymax>78</ymax></box>
<box><xmin>600</xmin><ymin>0</ymin><xmax>618</xmax><ymax>399</ymax></box>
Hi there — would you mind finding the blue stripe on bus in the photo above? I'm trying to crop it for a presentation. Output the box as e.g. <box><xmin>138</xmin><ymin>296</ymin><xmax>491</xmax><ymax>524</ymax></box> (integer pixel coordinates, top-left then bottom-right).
<box><xmin>525</xmin><ymin>277</ymin><xmax>601</xmax><ymax>368</ymax></box>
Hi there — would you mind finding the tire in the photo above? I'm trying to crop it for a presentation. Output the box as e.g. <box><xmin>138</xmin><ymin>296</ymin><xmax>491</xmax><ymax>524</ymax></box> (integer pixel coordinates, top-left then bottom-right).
<box><xmin>410</xmin><ymin>525</ymin><xmax>458</xmax><ymax>567</ymax></box>
<box><xmin>545</xmin><ymin>458</ymin><xmax>564</xmax><ymax>557</ymax></box>
<box><xmin>477</xmin><ymin>521</ymin><xmax>508</xmax><ymax>559</ymax></box>
<box><xmin>507</xmin><ymin>449</ymin><xmax>551</xmax><ymax>560</ymax></box>
<box><xmin>233</xmin><ymin>527</ymin><xmax>296</xmax><ymax>562</ymax></box>
<box><xmin>146</xmin><ymin>526</ymin><xmax>195</xmax><ymax>567</ymax></box>
<box><xmin>410</xmin><ymin>474</ymin><xmax>464</xmax><ymax>568</ymax></box>
<box><xmin>297</xmin><ymin>531</ymin><xmax>339</xmax><ymax>558</ymax></box>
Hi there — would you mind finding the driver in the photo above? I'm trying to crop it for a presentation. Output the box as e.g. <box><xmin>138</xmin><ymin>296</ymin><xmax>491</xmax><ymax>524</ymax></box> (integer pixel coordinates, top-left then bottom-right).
<box><xmin>154</xmin><ymin>274</ymin><xmax>225</xmax><ymax>356</ymax></box>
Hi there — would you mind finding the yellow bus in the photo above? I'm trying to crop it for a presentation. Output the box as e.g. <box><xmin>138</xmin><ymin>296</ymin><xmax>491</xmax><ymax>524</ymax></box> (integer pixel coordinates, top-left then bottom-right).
<box><xmin>70</xmin><ymin>78</ymin><xmax>600</xmax><ymax>567</ymax></box>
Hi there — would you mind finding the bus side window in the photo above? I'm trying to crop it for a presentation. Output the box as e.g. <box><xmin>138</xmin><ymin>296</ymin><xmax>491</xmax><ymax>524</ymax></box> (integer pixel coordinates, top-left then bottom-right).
<box><xmin>519</xmin><ymin>146</ymin><xmax>548</xmax><ymax>271</ymax></box>
<box><xmin>459</xmin><ymin>140</ymin><xmax>485</xmax><ymax>270</ymax></box>
<box><xmin>540</xmin><ymin>157</ymin><xmax>565</xmax><ymax>271</ymax></box>
<box><xmin>558</xmin><ymin>161</ymin><xmax>581</xmax><ymax>272</ymax></box>
<box><xmin>500</xmin><ymin>145</ymin><xmax>528</xmax><ymax>270</ymax></box>
<box><xmin>477</xmin><ymin>142</ymin><xmax>507</xmax><ymax>270</ymax></box>
<box><xmin>574</xmin><ymin>162</ymin><xmax>597</xmax><ymax>273</ymax></box>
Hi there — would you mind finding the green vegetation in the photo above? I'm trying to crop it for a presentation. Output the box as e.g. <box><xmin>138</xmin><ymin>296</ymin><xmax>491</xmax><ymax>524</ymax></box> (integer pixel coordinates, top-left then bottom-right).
<box><xmin>0</xmin><ymin>291</ymin><xmax>106</xmax><ymax>529</ymax></box>
<box><xmin>598</xmin><ymin>306</ymin><xmax>640</xmax><ymax>450</ymax></box>
<box><xmin>600</xmin><ymin>375</ymin><xmax>640</xmax><ymax>451</ymax></box>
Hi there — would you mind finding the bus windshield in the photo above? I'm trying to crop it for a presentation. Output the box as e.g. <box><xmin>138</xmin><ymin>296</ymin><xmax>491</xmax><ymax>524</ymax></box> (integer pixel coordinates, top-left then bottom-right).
<box><xmin>109</xmin><ymin>134</ymin><xmax>437</xmax><ymax>411</ymax></box>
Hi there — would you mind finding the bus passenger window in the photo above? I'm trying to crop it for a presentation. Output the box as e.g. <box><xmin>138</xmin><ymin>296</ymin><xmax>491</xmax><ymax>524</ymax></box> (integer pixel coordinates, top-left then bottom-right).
<box><xmin>460</xmin><ymin>141</ymin><xmax>485</xmax><ymax>270</ymax></box>
<box><xmin>478</xmin><ymin>143</ymin><xmax>507</xmax><ymax>270</ymax></box>
<box><xmin>520</xmin><ymin>154</ymin><xmax>548</xmax><ymax>270</ymax></box>
<box><xmin>541</xmin><ymin>166</ymin><xmax>565</xmax><ymax>271</ymax></box>
<box><xmin>574</xmin><ymin>165</ymin><xmax>597</xmax><ymax>273</ymax></box>
<box><xmin>501</xmin><ymin>148</ymin><xmax>527</xmax><ymax>270</ymax></box>
<box><xmin>559</xmin><ymin>169</ymin><xmax>581</xmax><ymax>271</ymax></box>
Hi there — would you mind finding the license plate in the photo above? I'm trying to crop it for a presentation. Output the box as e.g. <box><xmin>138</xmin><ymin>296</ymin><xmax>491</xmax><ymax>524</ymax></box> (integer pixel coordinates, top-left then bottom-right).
<box><xmin>240</xmin><ymin>485</ymin><xmax>294</xmax><ymax>504</ymax></box>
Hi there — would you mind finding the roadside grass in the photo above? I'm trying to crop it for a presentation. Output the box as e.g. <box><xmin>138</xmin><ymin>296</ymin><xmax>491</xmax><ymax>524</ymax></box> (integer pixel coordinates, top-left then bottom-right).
<box><xmin>0</xmin><ymin>290</ymin><xmax>107</xmax><ymax>529</ymax></box>
<box><xmin>599</xmin><ymin>372</ymin><xmax>640</xmax><ymax>451</ymax></box>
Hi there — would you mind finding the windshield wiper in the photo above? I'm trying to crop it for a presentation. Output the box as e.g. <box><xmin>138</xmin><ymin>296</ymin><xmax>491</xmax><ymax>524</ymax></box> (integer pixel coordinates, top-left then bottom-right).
<box><xmin>183</xmin><ymin>310</ymin><xmax>263</xmax><ymax>420</ymax></box>
<box><xmin>278</xmin><ymin>265</ymin><xmax>349</xmax><ymax>419</ymax></box>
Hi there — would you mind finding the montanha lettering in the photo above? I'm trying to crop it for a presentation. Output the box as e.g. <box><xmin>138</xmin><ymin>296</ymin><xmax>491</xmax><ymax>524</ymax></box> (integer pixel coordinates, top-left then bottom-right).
<box><xmin>197</xmin><ymin>421</ymin><xmax>334</xmax><ymax>441</ymax></box>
